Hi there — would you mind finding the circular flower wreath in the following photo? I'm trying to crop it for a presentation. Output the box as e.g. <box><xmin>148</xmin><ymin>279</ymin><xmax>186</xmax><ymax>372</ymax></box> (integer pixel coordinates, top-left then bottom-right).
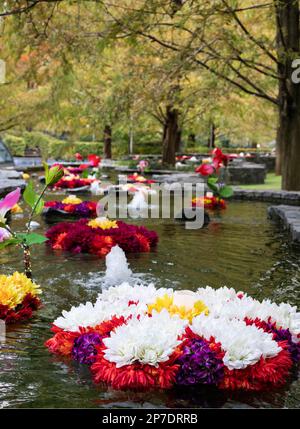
<box><xmin>45</xmin><ymin>218</ymin><xmax>159</xmax><ymax>256</ymax></box>
<box><xmin>45</xmin><ymin>196</ymin><xmax>97</xmax><ymax>218</ymax></box>
<box><xmin>45</xmin><ymin>284</ymin><xmax>300</xmax><ymax>391</ymax></box>
<box><xmin>192</xmin><ymin>195</ymin><xmax>226</xmax><ymax>210</ymax></box>
<box><xmin>0</xmin><ymin>272</ymin><xmax>42</xmax><ymax>323</ymax></box>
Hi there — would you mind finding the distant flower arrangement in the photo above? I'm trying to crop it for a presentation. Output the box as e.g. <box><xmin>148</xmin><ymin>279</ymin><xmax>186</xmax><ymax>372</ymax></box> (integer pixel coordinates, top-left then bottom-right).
<box><xmin>45</xmin><ymin>218</ymin><xmax>159</xmax><ymax>257</ymax></box>
<box><xmin>66</xmin><ymin>167</ymin><xmax>87</xmax><ymax>175</ymax></box>
<box><xmin>45</xmin><ymin>284</ymin><xmax>300</xmax><ymax>391</ymax></box>
<box><xmin>0</xmin><ymin>272</ymin><xmax>42</xmax><ymax>323</ymax></box>
<box><xmin>127</xmin><ymin>173</ymin><xmax>156</xmax><ymax>185</ymax></box>
<box><xmin>192</xmin><ymin>194</ymin><xmax>226</xmax><ymax>210</ymax></box>
<box><xmin>45</xmin><ymin>196</ymin><xmax>97</xmax><ymax>218</ymax></box>
<box><xmin>195</xmin><ymin>149</ymin><xmax>233</xmax><ymax>205</ymax></box>
<box><xmin>53</xmin><ymin>177</ymin><xmax>95</xmax><ymax>190</ymax></box>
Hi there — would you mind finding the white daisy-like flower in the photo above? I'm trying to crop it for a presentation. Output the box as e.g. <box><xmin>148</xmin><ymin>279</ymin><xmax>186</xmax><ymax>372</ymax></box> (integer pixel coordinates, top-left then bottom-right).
<box><xmin>196</xmin><ymin>287</ymin><xmax>300</xmax><ymax>342</ymax></box>
<box><xmin>196</xmin><ymin>286</ymin><xmax>243</xmax><ymax>307</ymax></box>
<box><xmin>97</xmin><ymin>282</ymin><xmax>172</xmax><ymax>307</ymax></box>
<box><xmin>54</xmin><ymin>301</ymin><xmax>104</xmax><ymax>331</ymax></box>
<box><xmin>191</xmin><ymin>314</ymin><xmax>281</xmax><ymax>370</ymax></box>
<box><xmin>103</xmin><ymin>310</ymin><xmax>188</xmax><ymax>368</ymax></box>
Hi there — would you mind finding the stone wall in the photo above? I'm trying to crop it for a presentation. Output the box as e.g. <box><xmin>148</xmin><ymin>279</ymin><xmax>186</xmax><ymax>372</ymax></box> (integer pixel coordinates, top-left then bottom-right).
<box><xmin>268</xmin><ymin>205</ymin><xmax>300</xmax><ymax>243</ymax></box>
<box><xmin>232</xmin><ymin>189</ymin><xmax>300</xmax><ymax>205</ymax></box>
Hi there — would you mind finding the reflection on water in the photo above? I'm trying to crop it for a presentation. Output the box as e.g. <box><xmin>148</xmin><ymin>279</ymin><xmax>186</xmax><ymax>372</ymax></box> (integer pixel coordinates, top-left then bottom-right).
<box><xmin>0</xmin><ymin>196</ymin><xmax>300</xmax><ymax>408</ymax></box>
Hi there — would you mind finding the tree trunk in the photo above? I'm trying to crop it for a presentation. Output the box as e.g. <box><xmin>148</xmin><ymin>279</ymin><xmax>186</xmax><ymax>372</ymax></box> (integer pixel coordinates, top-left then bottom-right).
<box><xmin>275</xmin><ymin>121</ymin><xmax>283</xmax><ymax>176</ymax></box>
<box><xmin>162</xmin><ymin>106</ymin><xmax>179</xmax><ymax>166</ymax></box>
<box><xmin>208</xmin><ymin>122</ymin><xmax>215</xmax><ymax>149</ymax></box>
<box><xmin>103</xmin><ymin>125</ymin><xmax>112</xmax><ymax>159</ymax></box>
<box><xmin>175</xmin><ymin>128</ymin><xmax>182</xmax><ymax>152</ymax></box>
<box><xmin>276</xmin><ymin>0</ymin><xmax>300</xmax><ymax>190</ymax></box>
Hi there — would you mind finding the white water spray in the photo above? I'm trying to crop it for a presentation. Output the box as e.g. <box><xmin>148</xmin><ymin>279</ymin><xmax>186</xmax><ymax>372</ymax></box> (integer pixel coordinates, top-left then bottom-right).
<box><xmin>104</xmin><ymin>245</ymin><xmax>132</xmax><ymax>284</ymax></box>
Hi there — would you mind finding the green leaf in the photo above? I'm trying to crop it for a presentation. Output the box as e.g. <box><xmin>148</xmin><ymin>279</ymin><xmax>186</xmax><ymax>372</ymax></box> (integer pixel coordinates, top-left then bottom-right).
<box><xmin>207</xmin><ymin>177</ymin><xmax>219</xmax><ymax>193</ymax></box>
<box><xmin>207</xmin><ymin>177</ymin><xmax>218</xmax><ymax>185</ymax></box>
<box><xmin>23</xmin><ymin>181</ymin><xmax>36</xmax><ymax>208</ymax></box>
<box><xmin>44</xmin><ymin>164</ymin><xmax>64</xmax><ymax>186</ymax></box>
<box><xmin>23</xmin><ymin>181</ymin><xmax>44</xmax><ymax>214</ymax></box>
<box><xmin>0</xmin><ymin>238</ymin><xmax>22</xmax><ymax>250</ymax></box>
<box><xmin>82</xmin><ymin>169</ymin><xmax>89</xmax><ymax>179</ymax></box>
<box><xmin>16</xmin><ymin>233</ymin><xmax>48</xmax><ymax>246</ymax></box>
<box><xmin>219</xmin><ymin>186</ymin><xmax>234</xmax><ymax>198</ymax></box>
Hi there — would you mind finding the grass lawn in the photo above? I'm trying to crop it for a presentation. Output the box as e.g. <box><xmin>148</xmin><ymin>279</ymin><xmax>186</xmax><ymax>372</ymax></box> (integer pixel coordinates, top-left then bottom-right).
<box><xmin>238</xmin><ymin>173</ymin><xmax>281</xmax><ymax>190</ymax></box>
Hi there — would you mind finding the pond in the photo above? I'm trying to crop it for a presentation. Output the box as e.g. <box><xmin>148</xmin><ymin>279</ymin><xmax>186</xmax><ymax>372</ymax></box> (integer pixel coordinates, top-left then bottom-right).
<box><xmin>0</xmin><ymin>189</ymin><xmax>300</xmax><ymax>408</ymax></box>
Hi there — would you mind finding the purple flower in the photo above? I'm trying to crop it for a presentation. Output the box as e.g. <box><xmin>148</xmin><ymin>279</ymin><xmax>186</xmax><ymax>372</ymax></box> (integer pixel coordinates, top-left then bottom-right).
<box><xmin>72</xmin><ymin>333</ymin><xmax>103</xmax><ymax>365</ymax></box>
<box><xmin>74</xmin><ymin>202</ymin><xmax>91</xmax><ymax>217</ymax></box>
<box><xmin>176</xmin><ymin>338</ymin><xmax>224</xmax><ymax>386</ymax></box>
<box><xmin>265</xmin><ymin>322</ymin><xmax>300</xmax><ymax>363</ymax></box>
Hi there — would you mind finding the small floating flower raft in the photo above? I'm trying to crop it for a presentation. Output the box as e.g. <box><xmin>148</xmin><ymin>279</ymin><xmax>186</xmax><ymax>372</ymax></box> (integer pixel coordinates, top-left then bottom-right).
<box><xmin>44</xmin><ymin>196</ymin><xmax>97</xmax><ymax>218</ymax></box>
<box><xmin>45</xmin><ymin>284</ymin><xmax>300</xmax><ymax>391</ymax></box>
<box><xmin>0</xmin><ymin>272</ymin><xmax>42</xmax><ymax>323</ymax></box>
<box><xmin>53</xmin><ymin>177</ymin><xmax>95</xmax><ymax>190</ymax></box>
<box><xmin>46</xmin><ymin>218</ymin><xmax>158</xmax><ymax>256</ymax></box>
<box><xmin>192</xmin><ymin>195</ymin><xmax>226</xmax><ymax>210</ymax></box>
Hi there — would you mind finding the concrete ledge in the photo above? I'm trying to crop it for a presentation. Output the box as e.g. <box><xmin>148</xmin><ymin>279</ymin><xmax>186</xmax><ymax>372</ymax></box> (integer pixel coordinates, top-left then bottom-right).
<box><xmin>268</xmin><ymin>205</ymin><xmax>300</xmax><ymax>242</ymax></box>
<box><xmin>0</xmin><ymin>179</ymin><xmax>26</xmax><ymax>197</ymax></box>
<box><xmin>0</xmin><ymin>169</ymin><xmax>26</xmax><ymax>197</ymax></box>
<box><xmin>232</xmin><ymin>189</ymin><xmax>300</xmax><ymax>205</ymax></box>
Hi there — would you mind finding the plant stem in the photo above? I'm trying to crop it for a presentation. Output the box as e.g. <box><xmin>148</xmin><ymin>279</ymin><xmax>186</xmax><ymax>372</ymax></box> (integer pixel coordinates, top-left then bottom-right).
<box><xmin>26</xmin><ymin>184</ymin><xmax>47</xmax><ymax>233</ymax></box>
<box><xmin>23</xmin><ymin>244</ymin><xmax>32</xmax><ymax>279</ymax></box>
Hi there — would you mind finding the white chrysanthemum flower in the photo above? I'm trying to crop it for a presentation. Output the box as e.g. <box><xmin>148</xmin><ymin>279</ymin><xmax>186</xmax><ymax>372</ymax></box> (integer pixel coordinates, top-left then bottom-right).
<box><xmin>54</xmin><ymin>283</ymin><xmax>172</xmax><ymax>332</ymax></box>
<box><xmin>196</xmin><ymin>286</ymin><xmax>242</xmax><ymax>307</ymax></box>
<box><xmin>54</xmin><ymin>299</ymin><xmax>142</xmax><ymax>331</ymax></box>
<box><xmin>54</xmin><ymin>301</ymin><xmax>105</xmax><ymax>331</ymax></box>
<box><xmin>103</xmin><ymin>310</ymin><xmax>188</xmax><ymax>368</ymax></box>
<box><xmin>191</xmin><ymin>314</ymin><xmax>281</xmax><ymax>370</ymax></box>
<box><xmin>97</xmin><ymin>282</ymin><xmax>172</xmax><ymax>307</ymax></box>
<box><xmin>196</xmin><ymin>287</ymin><xmax>300</xmax><ymax>342</ymax></box>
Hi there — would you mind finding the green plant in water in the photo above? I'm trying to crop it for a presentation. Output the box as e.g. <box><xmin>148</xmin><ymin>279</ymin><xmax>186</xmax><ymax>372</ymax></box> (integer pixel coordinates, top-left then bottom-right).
<box><xmin>0</xmin><ymin>164</ymin><xmax>64</xmax><ymax>278</ymax></box>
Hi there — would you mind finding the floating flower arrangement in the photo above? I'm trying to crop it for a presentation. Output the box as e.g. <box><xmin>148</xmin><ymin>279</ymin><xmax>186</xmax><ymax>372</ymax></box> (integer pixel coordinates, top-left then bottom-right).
<box><xmin>192</xmin><ymin>194</ymin><xmax>226</xmax><ymax>210</ymax></box>
<box><xmin>0</xmin><ymin>272</ymin><xmax>42</xmax><ymax>323</ymax></box>
<box><xmin>44</xmin><ymin>196</ymin><xmax>97</xmax><ymax>218</ymax></box>
<box><xmin>127</xmin><ymin>173</ymin><xmax>156</xmax><ymax>185</ymax></box>
<box><xmin>45</xmin><ymin>218</ymin><xmax>158</xmax><ymax>256</ymax></box>
<box><xmin>53</xmin><ymin>177</ymin><xmax>95</xmax><ymax>190</ymax></box>
<box><xmin>45</xmin><ymin>284</ymin><xmax>300</xmax><ymax>391</ymax></box>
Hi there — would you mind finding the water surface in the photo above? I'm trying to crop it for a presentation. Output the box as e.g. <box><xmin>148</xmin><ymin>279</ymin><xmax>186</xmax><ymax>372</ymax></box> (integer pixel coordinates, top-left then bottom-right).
<box><xmin>0</xmin><ymin>193</ymin><xmax>300</xmax><ymax>408</ymax></box>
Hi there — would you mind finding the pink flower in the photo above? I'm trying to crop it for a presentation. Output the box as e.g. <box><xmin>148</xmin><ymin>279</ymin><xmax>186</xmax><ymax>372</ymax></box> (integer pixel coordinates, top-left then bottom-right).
<box><xmin>0</xmin><ymin>188</ymin><xmax>21</xmax><ymax>223</ymax></box>
<box><xmin>195</xmin><ymin>164</ymin><xmax>215</xmax><ymax>176</ymax></box>
<box><xmin>138</xmin><ymin>160</ymin><xmax>149</xmax><ymax>172</ymax></box>
<box><xmin>88</xmin><ymin>154</ymin><xmax>101</xmax><ymax>167</ymax></box>
<box><xmin>0</xmin><ymin>227</ymin><xmax>11</xmax><ymax>242</ymax></box>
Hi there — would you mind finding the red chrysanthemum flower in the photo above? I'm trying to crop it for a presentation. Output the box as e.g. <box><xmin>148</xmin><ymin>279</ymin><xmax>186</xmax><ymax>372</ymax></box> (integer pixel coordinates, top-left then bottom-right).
<box><xmin>46</xmin><ymin>219</ymin><xmax>158</xmax><ymax>257</ymax></box>
<box><xmin>45</xmin><ymin>327</ymin><xmax>80</xmax><ymax>357</ymax></box>
<box><xmin>91</xmin><ymin>346</ymin><xmax>180</xmax><ymax>390</ymax></box>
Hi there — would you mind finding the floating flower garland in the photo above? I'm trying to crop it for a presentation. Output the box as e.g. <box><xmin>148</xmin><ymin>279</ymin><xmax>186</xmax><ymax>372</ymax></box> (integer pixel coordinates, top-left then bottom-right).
<box><xmin>46</xmin><ymin>284</ymin><xmax>300</xmax><ymax>391</ymax></box>
<box><xmin>192</xmin><ymin>195</ymin><xmax>226</xmax><ymax>210</ymax></box>
<box><xmin>45</xmin><ymin>196</ymin><xmax>97</xmax><ymax>218</ymax></box>
<box><xmin>45</xmin><ymin>218</ymin><xmax>158</xmax><ymax>256</ymax></box>
<box><xmin>0</xmin><ymin>272</ymin><xmax>42</xmax><ymax>323</ymax></box>
<box><xmin>53</xmin><ymin>177</ymin><xmax>95</xmax><ymax>190</ymax></box>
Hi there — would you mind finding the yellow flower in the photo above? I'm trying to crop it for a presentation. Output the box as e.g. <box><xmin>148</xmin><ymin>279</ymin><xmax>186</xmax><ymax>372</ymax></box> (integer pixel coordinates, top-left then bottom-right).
<box><xmin>62</xmin><ymin>196</ymin><xmax>82</xmax><ymax>205</ymax></box>
<box><xmin>11</xmin><ymin>204</ymin><xmax>23</xmax><ymax>214</ymax></box>
<box><xmin>88</xmin><ymin>217</ymin><xmax>118</xmax><ymax>230</ymax></box>
<box><xmin>148</xmin><ymin>294</ymin><xmax>209</xmax><ymax>323</ymax></box>
<box><xmin>22</xmin><ymin>173</ymin><xmax>30</xmax><ymax>180</ymax></box>
<box><xmin>0</xmin><ymin>272</ymin><xmax>42</xmax><ymax>309</ymax></box>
